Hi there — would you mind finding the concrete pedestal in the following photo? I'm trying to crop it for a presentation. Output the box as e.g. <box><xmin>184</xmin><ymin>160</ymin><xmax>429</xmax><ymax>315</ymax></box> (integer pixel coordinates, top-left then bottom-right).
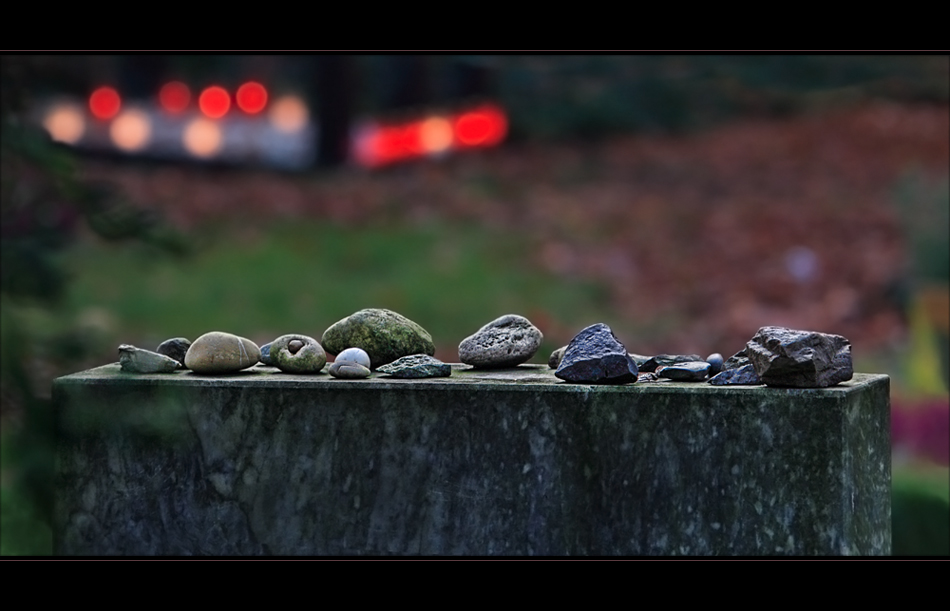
<box><xmin>53</xmin><ymin>364</ymin><xmax>890</xmax><ymax>555</ymax></box>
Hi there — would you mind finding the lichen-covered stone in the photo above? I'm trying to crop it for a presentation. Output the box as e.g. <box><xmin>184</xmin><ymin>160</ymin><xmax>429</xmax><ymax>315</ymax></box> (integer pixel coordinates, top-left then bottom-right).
<box><xmin>746</xmin><ymin>326</ymin><xmax>853</xmax><ymax>388</ymax></box>
<box><xmin>322</xmin><ymin>309</ymin><xmax>434</xmax><ymax>369</ymax></box>
<box><xmin>328</xmin><ymin>361</ymin><xmax>371</xmax><ymax>379</ymax></box>
<box><xmin>118</xmin><ymin>345</ymin><xmax>179</xmax><ymax>373</ymax></box>
<box><xmin>377</xmin><ymin>354</ymin><xmax>451</xmax><ymax>378</ymax></box>
<box><xmin>657</xmin><ymin>361</ymin><xmax>711</xmax><ymax>382</ymax></box>
<box><xmin>555</xmin><ymin>323</ymin><xmax>638</xmax><ymax>384</ymax></box>
<box><xmin>184</xmin><ymin>332</ymin><xmax>260</xmax><ymax>374</ymax></box>
<box><xmin>156</xmin><ymin>338</ymin><xmax>191</xmax><ymax>369</ymax></box>
<box><xmin>335</xmin><ymin>347</ymin><xmax>371</xmax><ymax>369</ymax></box>
<box><xmin>549</xmin><ymin>346</ymin><xmax>567</xmax><ymax>369</ymax></box>
<box><xmin>271</xmin><ymin>334</ymin><xmax>326</xmax><ymax>374</ymax></box>
<box><xmin>459</xmin><ymin>314</ymin><xmax>543</xmax><ymax>368</ymax></box>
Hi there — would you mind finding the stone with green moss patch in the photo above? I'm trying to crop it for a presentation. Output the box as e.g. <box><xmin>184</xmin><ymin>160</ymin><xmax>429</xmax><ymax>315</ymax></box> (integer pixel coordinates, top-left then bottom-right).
<box><xmin>321</xmin><ymin>308</ymin><xmax>435</xmax><ymax>369</ymax></box>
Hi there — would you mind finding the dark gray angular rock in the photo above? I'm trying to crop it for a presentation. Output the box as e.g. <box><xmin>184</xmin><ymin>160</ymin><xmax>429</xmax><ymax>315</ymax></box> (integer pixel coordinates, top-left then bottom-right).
<box><xmin>156</xmin><ymin>338</ymin><xmax>191</xmax><ymax>369</ymax></box>
<box><xmin>628</xmin><ymin>353</ymin><xmax>653</xmax><ymax>369</ymax></box>
<box><xmin>640</xmin><ymin>354</ymin><xmax>703</xmax><ymax>373</ymax></box>
<box><xmin>706</xmin><ymin>353</ymin><xmax>724</xmax><ymax>376</ymax></box>
<box><xmin>707</xmin><ymin>364</ymin><xmax>762</xmax><ymax>386</ymax></box>
<box><xmin>746</xmin><ymin>326</ymin><xmax>853</xmax><ymax>388</ymax></box>
<box><xmin>555</xmin><ymin>323</ymin><xmax>638</xmax><ymax>385</ymax></box>
<box><xmin>377</xmin><ymin>354</ymin><xmax>451</xmax><ymax>379</ymax></box>
<box><xmin>721</xmin><ymin>348</ymin><xmax>750</xmax><ymax>372</ymax></box>
<box><xmin>657</xmin><ymin>361</ymin><xmax>711</xmax><ymax>382</ymax></box>
<box><xmin>458</xmin><ymin>314</ymin><xmax>543</xmax><ymax>368</ymax></box>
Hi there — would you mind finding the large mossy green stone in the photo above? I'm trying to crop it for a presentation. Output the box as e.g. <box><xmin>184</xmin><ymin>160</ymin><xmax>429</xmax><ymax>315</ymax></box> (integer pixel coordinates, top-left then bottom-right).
<box><xmin>322</xmin><ymin>308</ymin><xmax>435</xmax><ymax>369</ymax></box>
<box><xmin>53</xmin><ymin>365</ymin><xmax>890</xmax><ymax>556</ymax></box>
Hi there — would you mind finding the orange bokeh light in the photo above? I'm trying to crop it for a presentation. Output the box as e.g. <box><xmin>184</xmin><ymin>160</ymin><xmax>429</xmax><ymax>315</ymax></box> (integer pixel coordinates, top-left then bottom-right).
<box><xmin>43</xmin><ymin>103</ymin><xmax>86</xmax><ymax>144</ymax></box>
<box><xmin>110</xmin><ymin>109</ymin><xmax>151</xmax><ymax>152</ymax></box>
<box><xmin>236</xmin><ymin>82</ymin><xmax>268</xmax><ymax>114</ymax></box>
<box><xmin>159</xmin><ymin>81</ymin><xmax>191</xmax><ymax>113</ymax></box>
<box><xmin>89</xmin><ymin>86</ymin><xmax>121</xmax><ymax>120</ymax></box>
<box><xmin>199</xmin><ymin>86</ymin><xmax>230</xmax><ymax>119</ymax></box>
<box><xmin>183</xmin><ymin>118</ymin><xmax>223</xmax><ymax>157</ymax></box>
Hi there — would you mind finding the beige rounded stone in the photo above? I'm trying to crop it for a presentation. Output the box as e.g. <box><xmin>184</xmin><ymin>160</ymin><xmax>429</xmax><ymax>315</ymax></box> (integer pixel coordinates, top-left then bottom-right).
<box><xmin>185</xmin><ymin>331</ymin><xmax>260</xmax><ymax>374</ymax></box>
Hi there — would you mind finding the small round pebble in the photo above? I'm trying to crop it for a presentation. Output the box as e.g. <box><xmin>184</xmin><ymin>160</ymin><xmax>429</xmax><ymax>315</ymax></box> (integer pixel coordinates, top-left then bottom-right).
<box><xmin>706</xmin><ymin>353</ymin><xmax>724</xmax><ymax>376</ymax></box>
<box><xmin>335</xmin><ymin>347</ymin><xmax>371</xmax><ymax>369</ymax></box>
<box><xmin>329</xmin><ymin>361</ymin><xmax>372</xmax><ymax>379</ymax></box>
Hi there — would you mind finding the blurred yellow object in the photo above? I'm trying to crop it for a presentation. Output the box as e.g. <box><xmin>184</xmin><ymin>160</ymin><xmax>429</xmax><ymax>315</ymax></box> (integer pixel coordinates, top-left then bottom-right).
<box><xmin>907</xmin><ymin>285</ymin><xmax>950</xmax><ymax>397</ymax></box>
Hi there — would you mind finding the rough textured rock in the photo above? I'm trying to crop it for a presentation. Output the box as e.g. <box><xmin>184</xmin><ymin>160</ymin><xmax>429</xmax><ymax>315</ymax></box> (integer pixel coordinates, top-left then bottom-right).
<box><xmin>322</xmin><ymin>309</ymin><xmax>434</xmax><ymax>369</ymax></box>
<box><xmin>335</xmin><ymin>347</ymin><xmax>371</xmax><ymax>369</ymax></box>
<box><xmin>548</xmin><ymin>346</ymin><xmax>567</xmax><ymax>369</ymax></box>
<box><xmin>628</xmin><ymin>353</ymin><xmax>653</xmax><ymax>369</ymax></box>
<box><xmin>706</xmin><ymin>353</ymin><xmax>724</xmax><ymax>377</ymax></box>
<box><xmin>458</xmin><ymin>314</ymin><xmax>543</xmax><ymax>368</ymax></box>
<box><xmin>746</xmin><ymin>326</ymin><xmax>853</xmax><ymax>388</ymax></box>
<box><xmin>184</xmin><ymin>332</ymin><xmax>260</xmax><ymax>374</ymax></box>
<box><xmin>328</xmin><ymin>361</ymin><xmax>371</xmax><ymax>379</ymax></box>
<box><xmin>156</xmin><ymin>338</ymin><xmax>191</xmax><ymax>369</ymax></box>
<box><xmin>271</xmin><ymin>334</ymin><xmax>326</xmax><ymax>374</ymax></box>
<box><xmin>377</xmin><ymin>354</ymin><xmax>452</xmax><ymax>379</ymax></box>
<box><xmin>708</xmin><ymin>364</ymin><xmax>763</xmax><ymax>386</ymax></box>
<box><xmin>118</xmin><ymin>345</ymin><xmax>179</xmax><ymax>374</ymax></box>
<box><xmin>640</xmin><ymin>354</ymin><xmax>703</xmax><ymax>373</ymax></box>
<box><xmin>555</xmin><ymin>323</ymin><xmax>638</xmax><ymax>384</ymax></box>
<box><xmin>657</xmin><ymin>361</ymin><xmax>711</xmax><ymax>382</ymax></box>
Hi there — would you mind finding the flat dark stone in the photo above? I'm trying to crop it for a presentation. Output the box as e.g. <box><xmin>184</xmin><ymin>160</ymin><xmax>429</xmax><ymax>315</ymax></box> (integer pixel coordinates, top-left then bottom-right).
<box><xmin>708</xmin><ymin>364</ymin><xmax>763</xmax><ymax>386</ymax></box>
<box><xmin>640</xmin><ymin>354</ymin><xmax>703</xmax><ymax>373</ymax></box>
<box><xmin>555</xmin><ymin>323</ymin><xmax>638</xmax><ymax>384</ymax></box>
<box><xmin>658</xmin><ymin>361</ymin><xmax>711</xmax><ymax>382</ymax></box>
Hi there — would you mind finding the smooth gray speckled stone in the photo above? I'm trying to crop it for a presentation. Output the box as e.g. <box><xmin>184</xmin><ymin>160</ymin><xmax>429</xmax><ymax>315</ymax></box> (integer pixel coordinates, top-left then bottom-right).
<box><xmin>335</xmin><ymin>347</ymin><xmax>371</xmax><ymax>369</ymax></box>
<box><xmin>459</xmin><ymin>314</ymin><xmax>543</xmax><ymax>368</ymax></box>
<box><xmin>271</xmin><ymin>334</ymin><xmax>326</xmax><ymax>374</ymax></box>
<box><xmin>156</xmin><ymin>338</ymin><xmax>191</xmax><ymax>369</ymax></box>
<box><xmin>708</xmin><ymin>364</ymin><xmax>763</xmax><ymax>386</ymax></box>
<box><xmin>118</xmin><ymin>345</ymin><xmax>179</xmax><ymax>374</ymax></box>
<box><xmin>185</xmin><ymin>332</ymin><xmax>260</xmax><ymax>374</ymax></box>
<box><xmin>322</xmin><ymin>309</ymin><xmax>435</xmax><ymax>369</ymax></box>
<box><xmin>53</xmin><ymin>366</ymin><xmax>891</xmax><ymax>556</ymax></box>
<box><xmin>328</xmin><ymin>361</ymin><xmax>371</xmax><ymax>379</ymax></box>
<box><xmin>657</xmin><ymin>361</ymin><xmax>711</xmax><ymax>382</ymax></box>
<box><xmin>555</xmin><ymin>323</ymin><xmax>638</xmax><ymax>384</ymax></box>
<box><xmin>746</xmin><ymin>326</ymin><xmax>853</xmax><ymax>388</ymax></box>
<box><xmin>377</xmin><ymin>354</ymin><xmax>452</xmax><ymax>378</ymax></box>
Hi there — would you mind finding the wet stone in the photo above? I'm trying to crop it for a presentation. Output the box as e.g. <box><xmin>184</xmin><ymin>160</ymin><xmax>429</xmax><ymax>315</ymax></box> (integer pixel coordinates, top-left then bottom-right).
<box><xmin>271</xmin><ymin>334</ymin><xmax>326</xmax><ymax>374</ymax></box>
<box><xmin>657</xmin><ymin>361</ymin><xmax>711</xmax><ymax>382</ymax></box>
<box><xmin>155</xmin><ymin>338</ymin><xmax>191</xmax><ymax>369</ymax></box>
<box><xmin>184</xmin><ymin>332</ymin><xmax>260</xmax><ymax>374</ymax></box>
<box><xmin>555</xmin><ymin>323</ymin><xmax>638</xmax><ymax>385</ymax></box>
<box><xmin>118</xmin><ymin>345</ymin><xmax>179</xmax><ymax>374</ymax></box>
<box><xmin>322</xmin><ymin>308</ymin><xmax>435</xmax><ymax>369</ymax></box>
<box><xmin>377</xmin><ymin>354</ymin><xmax>452</xmax><ymax>379</ymax></box>
<box><xmin>458</xmin><ymin>314</ymin><xmax>543</xmax><ymax>369</ymax></box>
<box><xmin>708</xmin><ymin>364</ymin><xmax>763</xmax><ymax>386</ymax></box>
<box><xmin>746</xmin><ymin>326</ymin><xmax>853</xmax><ymax>388</ymax></box>
<box><xmin>640</xmin><ymin>354</ymin><xmax>703</xmax><ymax>373</ymax></box>
<box><xmin>706</xmin><ymin>353</ymin><xmax>724</xmax><ymax>376</ymax></box>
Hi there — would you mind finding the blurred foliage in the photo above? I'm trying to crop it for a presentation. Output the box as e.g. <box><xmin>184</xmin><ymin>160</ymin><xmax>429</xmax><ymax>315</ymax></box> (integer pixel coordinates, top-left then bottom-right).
<box><xmin>893</xmin><ymin>173</ymin><xmax>950</xmax><ymax>285</ymax></box>
<box><xmin>892</xmin><ymin>465</ymin><xmax>950</xmax><ymax>556</ymax></box>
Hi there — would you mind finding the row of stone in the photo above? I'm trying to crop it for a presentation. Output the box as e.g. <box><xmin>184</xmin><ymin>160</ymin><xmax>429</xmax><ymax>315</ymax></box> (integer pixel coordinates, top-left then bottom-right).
<box><xmin>548</xmin><ymin>323</ymin><xmax>852</xmax><ymax>388</ymax></box>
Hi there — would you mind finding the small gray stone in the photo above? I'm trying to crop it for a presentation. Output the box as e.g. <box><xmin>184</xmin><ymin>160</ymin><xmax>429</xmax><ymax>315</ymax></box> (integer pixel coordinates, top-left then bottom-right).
<box><xmin>706</xmin><ymin>353</ymin><xmax>724</xmax><ymax>376</ymax></box>
<box><xmin>155</xmin><ymin>338</ymin><xmax>191</xmax><ymax>369</ymax></box>
<box><xmin>555</xmin><ymin>323</ymin><xmax>638</xmax><ymax>384</ymax></box>
<box><xmin>335</xmin><ymin>347</ymin><xmax>371</xmax><ymax>369</ymax></box>
<box><xmin>259</xmin><ymin>342</ymin><xmax>273</xmax><ymax>365</ymax></box>
<box><xmin>459</xmin><ymin>314</ymin><xmax>543</xmax><ymax>368</ymax></box>
<box><xmin>708</xmin><ymin>364</ymin><xmax>763</xmax><ymax>386</ymax></box>
<box><xmin>746</xmin><ymin>326</ymin><xmax>853</xmax><ymax>388</ymax></box>
<box><xmin>628</xmin><ymin>353</ymin><xmax>653</xmax><ymax>369</ymax></box>
<box><xmin>118</xmin><ymin>345</ymin><xmax>179</xmax><ymax>374</ymax></box>
<box><xmin>637</xmin><ymin>371</ymin><xmax>665</xmax><ymax>383</ymax></box>
<box><xmin>185</xmin><ymin>332</ymin><xmax>260</xmax><ymax>374</ymax></box>
<box><xmin>548</xmin><ymin>346</ymin><xmax>567</xmax><ymax>369</ymax></box>
<box><xmin>271</xmin><ymin>334</ymin><xmax>326</xmax><ymax>374</ymax></box>
<box><xmin>328</xmin><ymin>361</ymin><xmax>372</xmax><ymax>379</ymax></box>
<box><xmin>640</xmin><ymin>354</ymin><xmax>703</xmax><ymax>373</ymax></box>
<box><xmin>377</xmin><ymin>354</ymin><xmax>452</xmax><ymax>379</ymax></box>
<box><xmin>657</xmin><ymin>361</ymin><xmax>711</xmax><ymax>382</ymax></box>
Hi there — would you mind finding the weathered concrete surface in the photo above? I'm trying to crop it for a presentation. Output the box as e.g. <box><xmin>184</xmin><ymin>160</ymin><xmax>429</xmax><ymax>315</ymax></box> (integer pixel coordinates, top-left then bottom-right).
<box><xmin>53</xmin><ymin>364</ymin><xmax>890</xmax><ymax>556</ymax></box>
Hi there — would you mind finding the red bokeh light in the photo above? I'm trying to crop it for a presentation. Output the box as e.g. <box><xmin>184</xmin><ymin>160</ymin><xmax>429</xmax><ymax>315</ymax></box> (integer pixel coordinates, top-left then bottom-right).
<box><xmin>89</xmin><ymin>86</ymin><xmax>121</xmax><ymax>120</ymax></box>
<box><xmin>454</xmin><ymin>105</ymin><xmax>507</xmax><ymax>147</ymax></box>
<box><xmin>198</xmin><ymin>86</ymin><xmax>231</xmax><ymax>119</ymax></box>
<box><xmin>159</xmin><ymin>81</ymin><xmax>191</xmax><ymax>113</ymax></box>
<box><xmin>236</xmin><ymin>82</ymin><xmax>268</xmax><ymax>114</ymax></box>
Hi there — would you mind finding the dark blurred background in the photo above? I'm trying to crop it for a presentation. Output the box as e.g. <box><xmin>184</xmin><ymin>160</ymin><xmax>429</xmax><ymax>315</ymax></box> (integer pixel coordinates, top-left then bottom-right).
<box><xmin>2</xmin><ymin>54</ymin><xmax>947</xmax><ymax>555</ymax></box>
